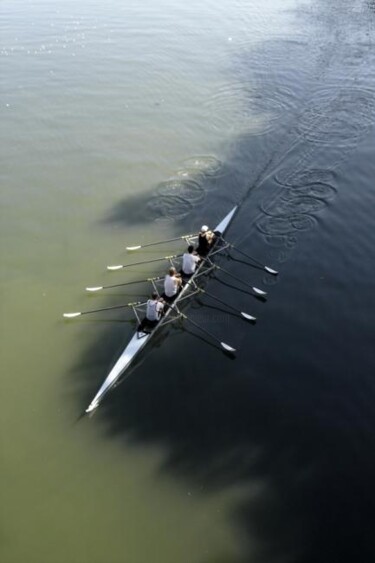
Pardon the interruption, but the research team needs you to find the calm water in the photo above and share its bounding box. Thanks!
[1,0,375,561]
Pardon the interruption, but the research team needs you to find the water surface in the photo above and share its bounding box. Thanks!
[1,0,375,561]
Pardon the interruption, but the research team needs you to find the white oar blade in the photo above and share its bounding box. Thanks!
[86,286,103,292]
[253,287,267,296]
[63,312,82,318]
[107,265,123,271]
[221,342,236,353]
[86,402,98,413]
[241,312,256,321]
[265,266,278,275]
[126,245,141,251]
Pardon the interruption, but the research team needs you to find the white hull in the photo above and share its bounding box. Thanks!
[86,205,237,413]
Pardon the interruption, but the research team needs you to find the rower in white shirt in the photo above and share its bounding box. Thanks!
[138,291,164,332]
[163,267,182,302]
[181,245,201,280]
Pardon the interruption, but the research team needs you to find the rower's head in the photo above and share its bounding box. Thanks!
[201,225,209,233]
[169,267,177,276]
[151,291,158,300]
[187,245,194,254]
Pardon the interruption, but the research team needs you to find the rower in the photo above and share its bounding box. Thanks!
[163,267,182,302]
[181,245,201,280]
[138,291,164,333]
[196,224,215,257]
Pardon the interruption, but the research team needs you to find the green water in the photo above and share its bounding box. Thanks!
[1,0,303,561]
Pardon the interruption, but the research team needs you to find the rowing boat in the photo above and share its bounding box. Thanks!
[85,205,238,413]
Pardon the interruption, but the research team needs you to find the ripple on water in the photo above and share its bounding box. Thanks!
[147,195,194,222]
[182,155,222,176]
[156,178,205,204]
[256,214,317,236]
[297,86,375,147]
[175,168,206,184]
[205,81,297,136]
[276,168,336,188]
[145,174,206,222]
[275,169,338,201]
[261,195,327,217]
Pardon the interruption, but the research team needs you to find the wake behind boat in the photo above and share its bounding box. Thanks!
[63,205,278,413]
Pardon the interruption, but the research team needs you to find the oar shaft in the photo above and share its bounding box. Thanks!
[228,243,278,274]
[87,277,161,292]
[107,254,182,270]
[127,234,197,250]
[216,265,259,293]
[64,302,142,317]
[200,289,242,315]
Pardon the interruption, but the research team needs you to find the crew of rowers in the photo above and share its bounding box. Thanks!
[138,224,216,332]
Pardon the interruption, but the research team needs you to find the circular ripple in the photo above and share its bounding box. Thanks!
[206,81,297,136]
[175,168,206,184]
[297,86,375,146]
[146,194,193,221]
[182,155,222,176]
[156,178,205,203]
[276,168,336,188]
[275,168,338,202]
[290,183,337,200]
[256,214,316,236]
[262,195,327,217]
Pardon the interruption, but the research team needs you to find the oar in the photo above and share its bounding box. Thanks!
[181,313,236,353]
[126,234,197,251]
[224,240,278,275]
[86,276,162,292]
[198,288,256,321]
[107,254,182,271]
[215,265,267,296]
[63,301,142,318]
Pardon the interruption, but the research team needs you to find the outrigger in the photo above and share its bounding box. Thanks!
[63,205,278,413]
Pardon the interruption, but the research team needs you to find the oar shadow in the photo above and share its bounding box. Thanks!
[227,254,266,272]
[195,297,257,326]
[65,318,135,325]
[86,292,149,300]
[213,275,267,303]
[179,323,237,359]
